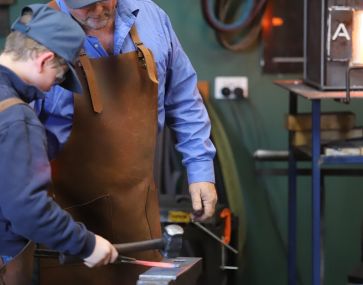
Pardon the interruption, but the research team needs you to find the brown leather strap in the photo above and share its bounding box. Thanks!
[48,0,103,114]
[79,55,103,113]
[47,0,60,10]
[0,98,24,112]
[130,26,158,84]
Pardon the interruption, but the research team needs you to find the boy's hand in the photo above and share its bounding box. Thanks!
[83,235,118,268]
[189,182,218,221]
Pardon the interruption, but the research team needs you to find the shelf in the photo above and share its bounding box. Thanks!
[320,155,363,165]
[293,147,363,165]
[274,79,363,100]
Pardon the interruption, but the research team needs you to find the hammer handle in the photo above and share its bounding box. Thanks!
[42,238,165,264]
[114,238,164,254]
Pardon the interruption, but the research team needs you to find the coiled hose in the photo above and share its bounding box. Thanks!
[201,0,268,51]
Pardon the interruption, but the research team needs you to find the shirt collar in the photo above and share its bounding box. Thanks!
[57,0,140,55]
[116,0,139,17]
[0,65,44,103]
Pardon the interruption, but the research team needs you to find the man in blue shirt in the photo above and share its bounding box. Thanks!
[0,4,118,285]
[37,1,218,283]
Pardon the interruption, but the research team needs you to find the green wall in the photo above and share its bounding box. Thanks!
[2,1,363,284]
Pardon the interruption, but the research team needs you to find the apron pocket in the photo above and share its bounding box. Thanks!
[64,194,113,239]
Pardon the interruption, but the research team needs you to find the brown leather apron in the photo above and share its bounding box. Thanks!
[39,9,162,284]
[0,243,35,285]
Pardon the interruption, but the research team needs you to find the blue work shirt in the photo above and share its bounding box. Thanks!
[0,65,94,258]
[35,0,216,184]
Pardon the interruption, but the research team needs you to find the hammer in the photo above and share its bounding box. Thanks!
[35,224,184,264]
[109,224,183,258]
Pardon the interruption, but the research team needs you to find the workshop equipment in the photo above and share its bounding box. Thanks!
[156,95,244,285]
[192,219,239,272]
[304,0,363,90]
[137,257,202,285]
[35,224,184,264]
[0,0,15,37]
[201,0,267,52]
[219,208,239,271]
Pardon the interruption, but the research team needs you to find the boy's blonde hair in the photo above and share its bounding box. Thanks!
[3,12,66,67]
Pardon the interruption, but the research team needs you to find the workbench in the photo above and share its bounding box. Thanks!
[275,80,363,285]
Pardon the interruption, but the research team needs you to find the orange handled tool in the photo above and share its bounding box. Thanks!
[220,208,232,245]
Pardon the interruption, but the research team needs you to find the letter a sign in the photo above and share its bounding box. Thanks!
[332,23,351,41]
[328,8,352,61]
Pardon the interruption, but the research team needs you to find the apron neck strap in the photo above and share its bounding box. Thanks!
[48,0,60,10]
[129,25,158,84]
[79,55,103,114]
[0,98,25,112]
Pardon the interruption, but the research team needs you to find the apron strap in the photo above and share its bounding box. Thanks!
[0,98,25,112]
[47,0,59,10]
[47,1,103,114]
[79,55,103,113]
[130,26,159,84]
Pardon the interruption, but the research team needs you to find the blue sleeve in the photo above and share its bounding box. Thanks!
[162,14,216,184]
[33,85,74,159]
[0,119,94,258]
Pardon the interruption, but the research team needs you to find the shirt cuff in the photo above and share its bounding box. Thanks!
[186,160,215,184]
[78,231,96,259]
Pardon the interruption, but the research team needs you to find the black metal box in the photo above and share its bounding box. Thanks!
[304,0,363,90]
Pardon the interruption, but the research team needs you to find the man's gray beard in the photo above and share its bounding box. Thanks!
[74,10,114,31]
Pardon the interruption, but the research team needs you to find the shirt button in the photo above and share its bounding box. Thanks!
[94,44,99,48]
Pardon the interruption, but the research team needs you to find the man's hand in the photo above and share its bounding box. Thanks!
[189,182,218,221]
[83,235,118,268]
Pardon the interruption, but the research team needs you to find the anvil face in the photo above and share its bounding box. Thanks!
[137,257,202,285]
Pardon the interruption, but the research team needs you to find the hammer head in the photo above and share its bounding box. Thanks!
[162,224,184,258]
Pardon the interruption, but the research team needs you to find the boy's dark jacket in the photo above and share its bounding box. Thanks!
[0,64,94,258]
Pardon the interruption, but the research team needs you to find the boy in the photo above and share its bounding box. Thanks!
[0,4,118,284]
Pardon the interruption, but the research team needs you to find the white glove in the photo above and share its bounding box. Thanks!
[83,234,118,268]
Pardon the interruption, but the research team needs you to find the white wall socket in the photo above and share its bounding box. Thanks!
[214,76,248,99]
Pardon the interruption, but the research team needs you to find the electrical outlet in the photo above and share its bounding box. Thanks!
[214,76,248,99]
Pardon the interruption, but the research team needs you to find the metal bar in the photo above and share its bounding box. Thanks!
[114,256,179,269]
[346,65,352,103]
[137,257,202,285]
[321,155,363,164]
[255,168,363,176]
[288,91,298,285]
[311,99,321,285]
[192,222,238,254]
[320,174,326,285]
